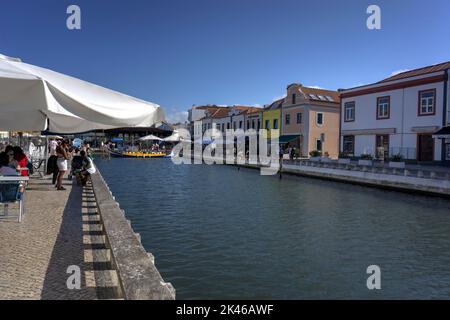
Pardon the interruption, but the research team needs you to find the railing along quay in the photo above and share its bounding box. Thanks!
[285,159,450,181]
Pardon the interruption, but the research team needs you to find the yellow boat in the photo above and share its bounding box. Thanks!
[110,151,169,158]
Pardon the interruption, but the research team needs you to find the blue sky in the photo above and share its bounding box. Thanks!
[1,0,449,123]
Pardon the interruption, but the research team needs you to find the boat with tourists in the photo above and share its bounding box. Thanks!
[109,150,170,158]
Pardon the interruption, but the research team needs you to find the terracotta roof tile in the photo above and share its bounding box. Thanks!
[195,105,227,112]
[231,105,255,110]
[379,61,450,83]
[299,86,340,103]
[211,108,230,118]
[244,107,262,115]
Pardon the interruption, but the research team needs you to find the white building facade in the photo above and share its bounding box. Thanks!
[245,110,261,131]
[340,62,450,162]
[213,115,231,133]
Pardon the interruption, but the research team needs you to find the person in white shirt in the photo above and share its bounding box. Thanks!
[49,139,58,156]
[79,150,96,186]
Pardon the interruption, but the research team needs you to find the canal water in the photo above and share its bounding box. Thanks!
[96,158,450,299]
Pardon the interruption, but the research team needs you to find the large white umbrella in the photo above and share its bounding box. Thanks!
[163,130,188,142]
[139,134,162,141]
[0,53,164,133]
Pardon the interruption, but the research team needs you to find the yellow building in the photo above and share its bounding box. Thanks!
[261,99,283,140]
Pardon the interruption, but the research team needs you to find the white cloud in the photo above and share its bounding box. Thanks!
[306,85,324,89]
[165,111,188,124]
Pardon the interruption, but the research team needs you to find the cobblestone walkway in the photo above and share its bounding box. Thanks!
[0,177,120,300]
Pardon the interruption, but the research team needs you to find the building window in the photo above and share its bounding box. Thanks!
[265,120,270,129]
[246,120,249,130]
[292,94,296,105]
[344,102,355,122]
[296,113,302,124]
[377,96,390,119]
[316,113,323,126]
[316,139,322,151]
[239,121,243,129]
[418,89,436,116]
[343,135,355,155]
[227,123,230,130]
[273,119,278,129]
[221,123,225,132]
[285,114,290,125]
[252,120,255,129]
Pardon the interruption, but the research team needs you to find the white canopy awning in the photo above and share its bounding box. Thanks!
[433,126,450,139]
[0,54,165,133]
[139,134,163,141]
[163,134,181,142]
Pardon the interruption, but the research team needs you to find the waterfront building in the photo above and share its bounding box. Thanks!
[340,61,450,162]
[189,105,258,137]
[210,107,231,135]
[187,105,227,137]
[244,108,262,132]
[230,106,261,131]
[214,106,261,134]
[262,99,283,140]
[228,106,256,132]
[280,83,340,158]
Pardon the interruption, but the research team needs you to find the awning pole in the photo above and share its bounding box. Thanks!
[44,135,48,174]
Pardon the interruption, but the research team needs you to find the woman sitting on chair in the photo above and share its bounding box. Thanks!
[0,152,19,176]
[13,147,29,177]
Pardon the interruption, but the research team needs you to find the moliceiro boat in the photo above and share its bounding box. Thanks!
[109,150,171,158]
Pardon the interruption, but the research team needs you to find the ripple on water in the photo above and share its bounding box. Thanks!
[97,158,450,299]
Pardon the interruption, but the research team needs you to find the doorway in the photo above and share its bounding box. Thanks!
[376,134,390,159]
[417,134,434,161]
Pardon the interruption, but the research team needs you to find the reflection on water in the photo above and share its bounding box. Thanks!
[96,158,450,299]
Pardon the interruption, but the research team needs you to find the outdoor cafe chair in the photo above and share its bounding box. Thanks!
[0,176,29,222]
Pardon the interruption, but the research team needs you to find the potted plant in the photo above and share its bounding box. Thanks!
[388,154,405,169]
[309,150,322,161]
[358,153,373,166]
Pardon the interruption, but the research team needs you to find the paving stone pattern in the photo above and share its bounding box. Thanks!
[0,177,121,300]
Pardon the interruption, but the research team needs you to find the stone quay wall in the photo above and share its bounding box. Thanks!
[193,155,450,197]
[239,160,450,197]
[90,169,175,300]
